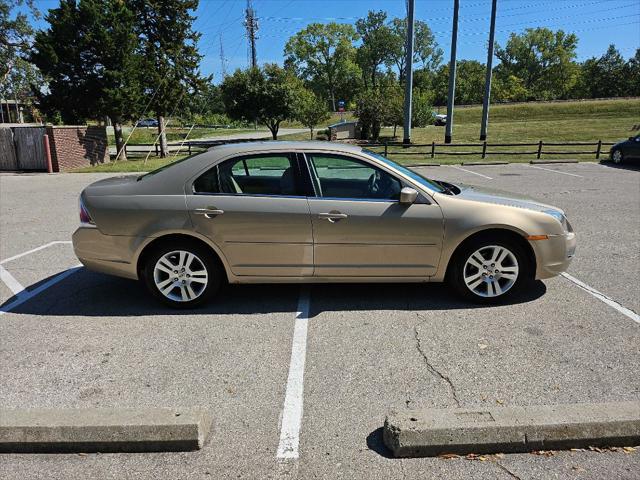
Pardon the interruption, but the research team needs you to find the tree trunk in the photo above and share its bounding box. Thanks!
[330,89,336,112]
[309,127,314,140]
[268,122,279,140]
[111,116,127,162]
[157,115,168,158]
[393,124,397,137]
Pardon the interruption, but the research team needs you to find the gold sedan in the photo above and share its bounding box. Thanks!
[73,141,576,307]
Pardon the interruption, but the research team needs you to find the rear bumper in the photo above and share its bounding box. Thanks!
[531,232,576,280]
[72,227,140,280]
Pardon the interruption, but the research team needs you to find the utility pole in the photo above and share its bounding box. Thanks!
[480,0,498,140]
[402,0,416,145]
[219,33,227,77]
[244,0,258,68]
[445,0,459,144]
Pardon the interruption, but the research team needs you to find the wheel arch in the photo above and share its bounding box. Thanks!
[135,232,230,281]
[444,228,537,281]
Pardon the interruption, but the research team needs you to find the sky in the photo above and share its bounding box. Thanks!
[28,0,640,83]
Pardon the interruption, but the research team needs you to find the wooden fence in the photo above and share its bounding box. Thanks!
[0,126,46,170]
[373,140,615,160]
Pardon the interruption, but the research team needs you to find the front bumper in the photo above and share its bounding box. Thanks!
[72,227,141,280]
[530,232,576,280]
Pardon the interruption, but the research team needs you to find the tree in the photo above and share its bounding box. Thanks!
[284,23,359,111]
[32,0,143,159]
[132,0,206,157]
[0,0,34,82]
[626,48,640,97]
[495,28,579,100]
[354,86,395,141]
[355,11,395,87]
[294,88,330,139]
[387,17,442,83]
[579,45,630,98]
[221,64,302,140]
[430,61,485,105]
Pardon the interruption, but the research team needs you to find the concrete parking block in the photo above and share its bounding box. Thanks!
[384,402,640,457]
[0,408,211,453]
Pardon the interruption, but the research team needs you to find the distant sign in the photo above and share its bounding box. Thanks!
[337,100,345,112]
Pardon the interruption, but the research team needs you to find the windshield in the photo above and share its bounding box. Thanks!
[137,153,199,181]
[363,149,445,193]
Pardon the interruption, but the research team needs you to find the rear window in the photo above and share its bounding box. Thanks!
[137,154,198,181]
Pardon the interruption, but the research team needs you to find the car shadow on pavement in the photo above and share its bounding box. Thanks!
[599,160,640,171]
[3,267,546,318]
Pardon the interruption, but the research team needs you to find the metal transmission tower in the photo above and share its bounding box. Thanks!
[403,0,416,145]
[244,0,258,68]
[480,0,498,140]
[445,0,460,144]
[219,33,227,77]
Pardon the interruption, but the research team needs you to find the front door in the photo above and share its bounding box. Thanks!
[304,153,444,277]
[186,152,313,277]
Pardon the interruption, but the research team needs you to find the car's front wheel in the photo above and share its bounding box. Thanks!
[143,241,222,308]
[611,149,624,164]
[448,236,530,303]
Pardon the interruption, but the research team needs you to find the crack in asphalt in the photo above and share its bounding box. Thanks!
[413,317,461,407]
[494,461,523,480]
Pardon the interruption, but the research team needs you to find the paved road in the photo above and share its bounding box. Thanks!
[0,161,638,479]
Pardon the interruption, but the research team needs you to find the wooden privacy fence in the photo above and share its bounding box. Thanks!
[0,126,47,170]
[374,140,616,160]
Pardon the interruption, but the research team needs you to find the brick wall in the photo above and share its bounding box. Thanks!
[46,125,109,172]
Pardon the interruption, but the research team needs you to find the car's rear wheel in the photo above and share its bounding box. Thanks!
[611,149,624,164]
[448,236,530,304]
[143,241,222,308]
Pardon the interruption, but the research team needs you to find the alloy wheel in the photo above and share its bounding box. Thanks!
[612,150,623,164]
[153,250,209,302]
[463,245,519,298]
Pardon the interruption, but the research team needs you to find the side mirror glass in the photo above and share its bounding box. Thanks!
[399,187,418,204]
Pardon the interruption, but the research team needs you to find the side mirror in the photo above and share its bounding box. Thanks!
[399,187,418,205]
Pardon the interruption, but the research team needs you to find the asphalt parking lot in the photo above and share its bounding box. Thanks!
[0,161,639,479]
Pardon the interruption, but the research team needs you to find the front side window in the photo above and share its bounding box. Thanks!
[307,154,402,200]
[193,154,301,196]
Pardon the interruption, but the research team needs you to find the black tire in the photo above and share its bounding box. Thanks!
[611,148,624,164]
[447,234,532,304]
[143,240,222,308]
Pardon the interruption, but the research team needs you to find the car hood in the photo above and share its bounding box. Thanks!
[447,183,563,214]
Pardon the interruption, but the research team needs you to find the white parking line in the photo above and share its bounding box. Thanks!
[561,272,640,324]
[276,287,311,460]
[527,165,583,178]
[0,265,82,316]
[0,265,25,296]
[448,165,493,180]
[0,241,72,265]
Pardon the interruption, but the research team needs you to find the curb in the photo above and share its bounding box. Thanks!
[462,161,509,166]
[410,163,440,167]
[383,402,640,458]
[0,408,211,453]
[530,159,580,164]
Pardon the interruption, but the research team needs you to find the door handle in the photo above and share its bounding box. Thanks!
[193,207,224,218]
[318,212,348,223]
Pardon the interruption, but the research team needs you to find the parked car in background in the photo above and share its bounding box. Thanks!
[136,118,159,128]
[73,141,575,308]
[433,112,447,126]
[610,134,640,164]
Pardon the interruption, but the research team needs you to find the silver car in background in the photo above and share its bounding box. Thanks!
[73,141,576,308]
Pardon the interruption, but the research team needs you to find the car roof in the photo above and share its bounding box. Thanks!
[207,140,364,155]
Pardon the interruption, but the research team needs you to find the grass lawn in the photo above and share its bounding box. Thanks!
[78,98,638,172]
[75,154,191,173]
[106,126,262,145]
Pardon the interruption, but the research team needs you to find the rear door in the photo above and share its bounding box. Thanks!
[186,152,313,277]
[304,153,444,277]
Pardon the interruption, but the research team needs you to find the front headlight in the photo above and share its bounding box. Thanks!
[544,209,572,232]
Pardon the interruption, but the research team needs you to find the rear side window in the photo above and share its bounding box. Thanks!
[193,154,301,196]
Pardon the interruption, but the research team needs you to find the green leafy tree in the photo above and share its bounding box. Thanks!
[387,17,442,83]
[31,0,143,159]
[0,0,35,83]
[284,23,359,111]
[626,48,640,97]
[492,74,529,102]
[355,11,395,87]
[221,64,303,140]
[354,86,395,141]
[294,88,330,139]
[431,61,486,105]
[579,45,631,98]
[132,0,206,157]
[495,27,579,100]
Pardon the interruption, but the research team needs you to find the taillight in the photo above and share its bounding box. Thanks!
[79,197,95,225]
